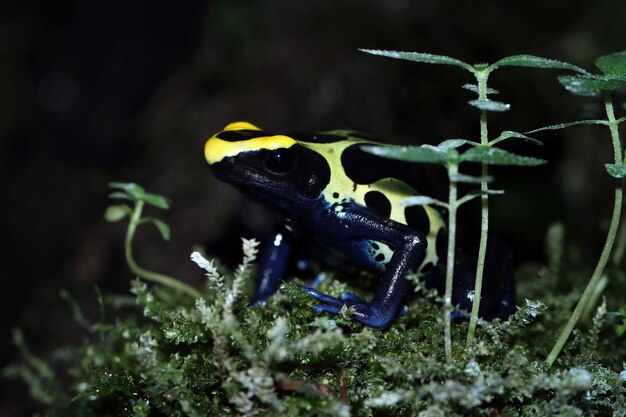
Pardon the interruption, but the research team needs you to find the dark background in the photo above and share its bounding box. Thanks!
[1,0,625,414]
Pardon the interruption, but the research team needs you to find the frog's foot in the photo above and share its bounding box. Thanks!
[299,287,401,329]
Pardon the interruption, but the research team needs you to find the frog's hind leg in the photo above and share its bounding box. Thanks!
[464,238,517,321]
[446,238,516,321]
[482,239,516,320]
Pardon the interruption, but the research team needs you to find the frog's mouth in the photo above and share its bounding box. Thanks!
[210,157,291,201]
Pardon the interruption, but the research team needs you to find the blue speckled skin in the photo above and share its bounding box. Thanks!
[206,124,516,329]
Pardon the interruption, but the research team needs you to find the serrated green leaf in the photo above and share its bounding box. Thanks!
[450,173,493,184]
[595,51,626,77]
[526,119,608,134]
[463,84,499,95]
[361,144,447,164]
[150,218,171,241]
[490,131,542,146]
[400,196,446,207]
[359,49,473,71]
[558,75,623,96]
[605,163,626,179]
[461,146,545,166]
[143,193,170,210]
[468,99,511,112]
[104,205,130,222]
[491,55,589,74]
[109,182,147,200]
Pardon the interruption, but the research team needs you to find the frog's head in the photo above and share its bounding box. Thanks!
[205,122,330,209]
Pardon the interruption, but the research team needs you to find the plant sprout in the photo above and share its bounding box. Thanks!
[104,182,202,299]
[528,50,626,367]
[360,49,578,349]
[364,138,543,361]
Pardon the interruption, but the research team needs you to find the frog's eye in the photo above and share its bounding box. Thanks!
[263,148,297,174]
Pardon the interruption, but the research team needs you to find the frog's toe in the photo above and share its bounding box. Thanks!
[249,298,266,307]
[299,286,345,307]
[340,291,364,302]
[301,286,401,329]
[313,299,371,319]
[307,272,326,289]
[312,303,342,315]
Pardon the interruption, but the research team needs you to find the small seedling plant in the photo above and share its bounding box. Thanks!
[105,182,201,299]
[528,50,626,366]
[360,49,587,360]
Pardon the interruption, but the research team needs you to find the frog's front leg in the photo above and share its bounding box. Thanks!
[251,224,294,305]
[301,207,426,329]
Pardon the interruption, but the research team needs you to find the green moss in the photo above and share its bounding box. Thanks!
[5,239,626,416]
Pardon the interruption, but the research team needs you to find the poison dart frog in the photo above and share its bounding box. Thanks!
[204,121,516,329]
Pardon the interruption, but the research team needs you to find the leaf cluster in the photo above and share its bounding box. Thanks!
[105,182,171,241]
[360,49,588,113]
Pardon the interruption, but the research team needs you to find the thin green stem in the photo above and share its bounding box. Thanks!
[125,200,202,299]
[466,70,491,347]
[444,162,459,363]
[546,91,623,367]
[613,221,626,267]
[581,275,608,321]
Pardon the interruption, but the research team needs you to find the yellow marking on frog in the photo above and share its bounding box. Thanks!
[300,139,370,201]
[223,121,261,131]
[356,178,445,271]
[302,139,444,271]
[205,133,297,164]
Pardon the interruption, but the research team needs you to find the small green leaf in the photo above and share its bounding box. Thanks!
[463,84,499,95]
[595,51,626,77]
[436,139,472,151]
[605,163,626,179]
[461,146,546,166]
[109,182,147,200]
[143,193,170,210]
[457,189,504,206]
[491,55,589,74]
[468,99,511,112]
[359,49,473,71]
[490,131,542,146]
[104,205,130,222]
[109,191,132,200]
[400,196,447,207]
[527,119,608,134]
[558,75,623,96]
[450,173,493,184]
[150,218,171,241]
[469,188,505,195]
[361,144,447,165]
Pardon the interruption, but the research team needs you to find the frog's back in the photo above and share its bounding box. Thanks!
[294,131,447,276]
